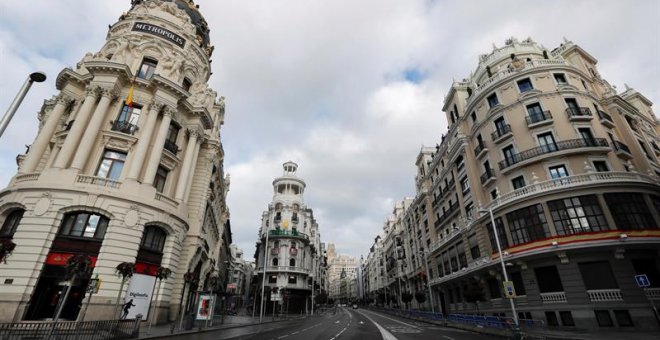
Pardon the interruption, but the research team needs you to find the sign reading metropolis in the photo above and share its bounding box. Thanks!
[132,22,186,48]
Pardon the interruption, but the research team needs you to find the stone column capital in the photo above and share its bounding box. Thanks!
[55,93,75,106]
[99,87,119,101]
[85,86,102,99]
[162,105,177,117]
[148,100,166,114]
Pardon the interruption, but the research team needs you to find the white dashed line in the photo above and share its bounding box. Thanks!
[442,336,456,340]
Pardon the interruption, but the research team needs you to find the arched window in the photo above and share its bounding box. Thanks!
[58,211,109,240]
[289,258,296,267]
[141,226,167,252]
[0,209,24,237]
[272,258,278,266]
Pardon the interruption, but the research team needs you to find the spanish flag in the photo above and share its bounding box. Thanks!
[125,77,136,107]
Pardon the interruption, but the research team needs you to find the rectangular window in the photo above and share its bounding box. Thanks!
[164,123,180,154]
[468,233,480,259]
[547,195,608,235]
[578,128,596,146]
[593,161,609,172]
[517,78,534,92]
[288,276,297,284]
[502,145,516,166]
[526,103,546,123]
[460,177,470,194]
[604,193,655,230]
[549,165,569,179]
[553,73,567,84]
[510,271,526,296]
[565,98,580,111]
[138,57,158,79]
[486,217,508,250]
[638,140,653,159]
[96,150,127,180]
[494,117,507,135]
[534,266,564,292]
[537,132,558,153]
[595,310,613,327]
[559,311,575,326]
[545,311,559,326]
[487,93,499,108]
[490,189,498,200]
[511,176,525,190]
[116,104,142,126]
[456,241,467,269]
[471,111,477,123]
[578,261,618,290]
[506,204,550,245]
[154,166,168,193]
[268,275,277,284]
[614,310,633,327]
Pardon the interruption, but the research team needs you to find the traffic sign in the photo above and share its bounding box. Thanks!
[635,274,651,288]
[503,281,516,298]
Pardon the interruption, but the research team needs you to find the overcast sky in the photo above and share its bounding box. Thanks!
[1,0,658,260]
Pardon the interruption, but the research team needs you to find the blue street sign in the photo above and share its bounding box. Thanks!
[635,274,651,288]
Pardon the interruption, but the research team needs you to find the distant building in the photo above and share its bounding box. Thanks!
[0,0,230,324]
[253,162,325,314]
[228,244,253,310]
[326,243,357,301]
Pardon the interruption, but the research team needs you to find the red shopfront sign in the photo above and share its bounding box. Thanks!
[135,262,159,276]
[45,253,98,267]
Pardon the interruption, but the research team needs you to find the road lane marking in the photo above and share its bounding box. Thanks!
[355,310,398,340]
[363,309,421,330]
[442,336,456,340]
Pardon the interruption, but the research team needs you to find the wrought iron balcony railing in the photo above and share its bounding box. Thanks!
[491,124,512,141]
[110,120,138,135]
[566,107,592,119]
[164,139,179,155]
[480,168,495,184]
[526,111,552,125]
[498,138,608,170]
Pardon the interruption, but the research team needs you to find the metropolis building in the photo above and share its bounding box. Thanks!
[365,37,660,331]
[0,0,230,323]
[254,162,325,314]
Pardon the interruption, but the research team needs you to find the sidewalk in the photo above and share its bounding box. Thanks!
[138,313,307,339]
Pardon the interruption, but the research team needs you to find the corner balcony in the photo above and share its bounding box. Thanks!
[491,124,513,144]
[267,229,310,243]
[483,171,658,211]
[526,111,553,128]
[566,107,593,121]
[612,140,633,160]
[597,110,615,128]
[75,174,121,189]
[498,138,609,172]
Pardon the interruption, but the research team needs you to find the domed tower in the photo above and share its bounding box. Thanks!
[0,0,230,323]
[255,162,323,315]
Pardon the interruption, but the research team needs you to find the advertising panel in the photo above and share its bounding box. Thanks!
[123,273,156,320]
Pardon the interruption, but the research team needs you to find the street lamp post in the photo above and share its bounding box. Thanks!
[0,72,47,139]
[259,229,270,323]
[419,249,435,313]
[483,206,521,340]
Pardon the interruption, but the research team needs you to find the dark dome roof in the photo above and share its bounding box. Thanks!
[132,0,210,47]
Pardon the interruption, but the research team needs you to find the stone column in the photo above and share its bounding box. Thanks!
[53,86,101,168]
[126,101,164,181]
[175,129,199,201]
[20,94,74,173]
[183,138,203,202]
[70,88,118,171]
[143,108,173,185]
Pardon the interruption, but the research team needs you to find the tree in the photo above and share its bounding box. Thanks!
[147,267,172,332]
[54,254,92,322]
[0,239,16,264]
[401,291,413,310]
[114,262,135,318]
[414,291,426,304]
[462,278,486,313]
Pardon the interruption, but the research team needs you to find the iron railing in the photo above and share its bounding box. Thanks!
[612,140,631,154]
[110,120,138,135]
[498,138,608,170]
[491,124,512,141]
[565,107,592,119]
[269,229,310,241]
[474,143,486,155]
[480,168,495,184]
[0,318,140,340]
[163,139,179,155]
[526,111,552,125]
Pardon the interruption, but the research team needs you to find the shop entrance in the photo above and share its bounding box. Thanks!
[25,264,89,320]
